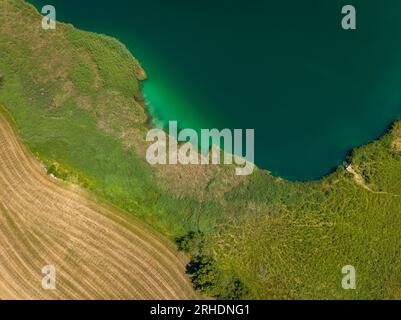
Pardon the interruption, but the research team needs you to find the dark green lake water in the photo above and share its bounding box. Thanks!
[29,0,401,180]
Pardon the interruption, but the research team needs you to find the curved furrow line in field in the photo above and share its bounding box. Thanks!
[0,201,106,299]
[0,113,195,299]
[0,271,20,299]
[0,204,51,299]
[0,202,99,299]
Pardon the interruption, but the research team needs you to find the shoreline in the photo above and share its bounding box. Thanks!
[24,0,401,185]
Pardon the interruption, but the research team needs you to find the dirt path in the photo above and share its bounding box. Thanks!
[346,164,401,197]
[0,112,196,300]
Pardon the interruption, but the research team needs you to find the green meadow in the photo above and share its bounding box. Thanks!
[2,0,401,299]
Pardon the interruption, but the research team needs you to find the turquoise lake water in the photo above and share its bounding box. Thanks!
[29,0,401,181]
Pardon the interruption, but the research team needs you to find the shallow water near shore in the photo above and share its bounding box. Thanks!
[29,0,401,181]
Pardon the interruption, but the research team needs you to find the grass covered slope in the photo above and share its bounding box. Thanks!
[0,0,227,239]
[2,0,401,299]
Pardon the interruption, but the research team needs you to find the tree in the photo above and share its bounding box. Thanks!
[186,255,216,291]
[175,231,205,256]
[175,231,196,253]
